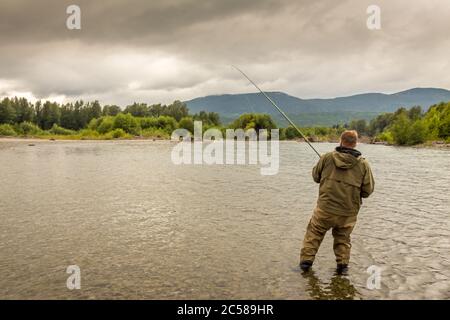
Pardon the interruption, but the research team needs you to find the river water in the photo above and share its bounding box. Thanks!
[0,140,449,299]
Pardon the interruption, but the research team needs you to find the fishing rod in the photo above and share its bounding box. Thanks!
[232,66,321,158]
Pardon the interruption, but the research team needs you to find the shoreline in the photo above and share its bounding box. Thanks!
[1,136,449,149]
[0,136,171,143]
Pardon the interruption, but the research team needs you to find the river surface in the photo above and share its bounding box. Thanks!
[0,140,449,299]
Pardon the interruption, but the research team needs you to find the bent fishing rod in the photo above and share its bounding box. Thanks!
[233,66,321,158]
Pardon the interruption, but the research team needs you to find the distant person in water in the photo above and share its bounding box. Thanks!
[300,130,375,274]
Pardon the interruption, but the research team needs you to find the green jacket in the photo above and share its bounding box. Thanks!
[312,147,374,216]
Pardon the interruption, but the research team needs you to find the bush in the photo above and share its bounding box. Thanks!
[138,116,178,133]
[156,116,177,132]
[113,113,140,135]
[141,127,170,139]
[314,127,330,136]
[438,111,450,139]
[407,120,428,145]
[139,117,159,129]
[78,129,100,139]
[178,117,194,133]
[104,128,130,139]
[0,124,17,136]
[230,113,277,138]
[112,128,126,139]
[87,118,100,131]
[16,122,43,135]
[390,114,411,145]
[376,131,394,144]
[284,126,302,139]
[390,114,428,145]
[48,124,76,135]
[96,116,114,134]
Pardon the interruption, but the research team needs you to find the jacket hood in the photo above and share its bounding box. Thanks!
[333,146,361,169]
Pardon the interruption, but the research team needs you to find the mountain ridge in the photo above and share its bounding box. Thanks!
[185,88,450,126]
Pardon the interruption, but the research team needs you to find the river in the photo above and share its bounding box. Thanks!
[0,140,449,299]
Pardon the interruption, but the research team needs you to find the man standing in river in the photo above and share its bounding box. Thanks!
[300,130,375,274]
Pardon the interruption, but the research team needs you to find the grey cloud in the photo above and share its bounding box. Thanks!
[0,0,449,104]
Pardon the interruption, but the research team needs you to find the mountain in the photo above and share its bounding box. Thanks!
[185,88,450,126]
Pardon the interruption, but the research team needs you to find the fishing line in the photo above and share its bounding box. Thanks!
[233,66,321,158]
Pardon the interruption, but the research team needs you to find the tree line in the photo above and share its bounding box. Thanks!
[0,97,196,130]
[0,97,222,139]
[0,96,448,145]
[347,102,450,145]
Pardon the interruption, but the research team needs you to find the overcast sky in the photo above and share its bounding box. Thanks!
[0,0,449,105]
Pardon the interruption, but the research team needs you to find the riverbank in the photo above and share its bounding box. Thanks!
[0,135,168,142]
[0,135,346,143]
[415,141,450,149]
[1,136,449,149]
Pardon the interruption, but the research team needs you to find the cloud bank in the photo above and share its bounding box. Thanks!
[0,0,449,105]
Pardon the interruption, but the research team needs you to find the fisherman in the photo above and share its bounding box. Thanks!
[299,130,375,274]
[232,68,374,274]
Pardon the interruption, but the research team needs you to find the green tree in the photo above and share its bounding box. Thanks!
[349,119,368,135]
[73,100,89,130]
[0,98,16,124]
[408,120,428,145]
[408,106,422,121]
[390,113,428,145]
[89,100,102,120]
[148,104,164,117]
[193,111,221,126]
[60,103,77,130]
[11,97,35,123]
[124,103,148,117]
[164,101,189,121]
[423,106,440,139]
[103,105,121,116]
[438,111,450,139]
[390,113,410,145]
[421,102,450,140]
[41,101,61,130]
[35,101,43,127]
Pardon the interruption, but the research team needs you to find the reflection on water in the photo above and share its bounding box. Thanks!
[301,271,358,300]
[0,140,449,299]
